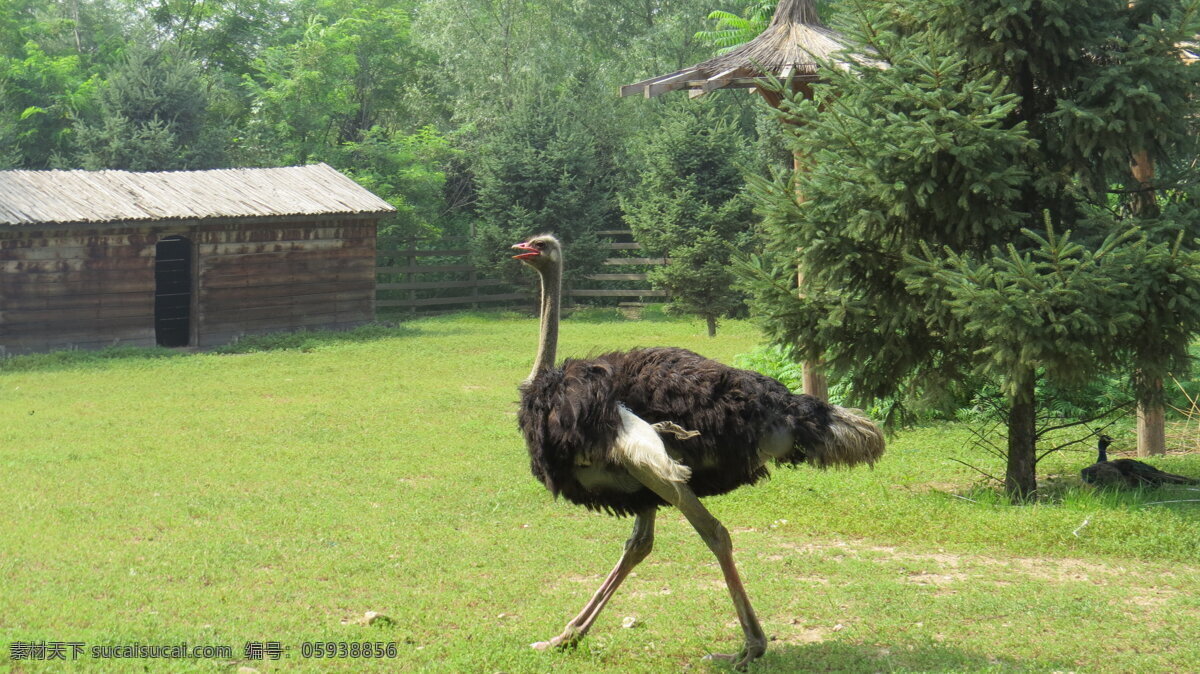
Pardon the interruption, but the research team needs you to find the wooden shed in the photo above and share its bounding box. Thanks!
[0,163,395,355]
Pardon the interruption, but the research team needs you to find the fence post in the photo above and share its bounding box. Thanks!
[406,238,417,317]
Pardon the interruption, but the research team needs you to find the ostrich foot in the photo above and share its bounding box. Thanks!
[651,421,700,440]
[702,641,766,671]
[530,626,582,651]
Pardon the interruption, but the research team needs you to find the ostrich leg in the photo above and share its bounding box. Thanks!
[626,464,767,670]
[532,509,656,650]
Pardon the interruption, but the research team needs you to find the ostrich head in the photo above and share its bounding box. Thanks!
[512,234,563,272]
[513,234,564,383]
[1097,434,1114,462]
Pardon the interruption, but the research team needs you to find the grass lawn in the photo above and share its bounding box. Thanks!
[2,311,1199,672]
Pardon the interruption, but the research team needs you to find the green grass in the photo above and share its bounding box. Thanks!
[2,312,1199,672]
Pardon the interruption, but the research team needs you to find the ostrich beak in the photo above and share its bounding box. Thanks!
[512,242,539,260]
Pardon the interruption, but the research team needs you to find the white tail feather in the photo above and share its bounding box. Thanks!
[812,405,885,468]
[613,405,692,483]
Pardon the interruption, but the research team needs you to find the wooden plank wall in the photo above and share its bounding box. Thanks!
[376,230,666,313]
[0,218,379,354]
[0,227,158,354]
[194,219,377,347]
[577,229,668,301]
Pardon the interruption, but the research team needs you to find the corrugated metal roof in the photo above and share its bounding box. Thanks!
[0,163,395,226]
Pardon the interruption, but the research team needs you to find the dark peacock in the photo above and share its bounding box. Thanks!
[1080,434,1198,488]
[512,234,885,668]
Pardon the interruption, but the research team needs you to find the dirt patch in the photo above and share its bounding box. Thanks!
[627,586,674,599]
[779,540,1130,580]
[773,539,1198,609]
[1125,592,1171,608]
[895,481,964,494]
[778,625,831,644]
[563,573,604,585]
[1009,556,1120,583]
[904,571,964,587]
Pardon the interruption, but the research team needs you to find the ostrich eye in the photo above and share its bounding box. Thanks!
[535,241,546,249]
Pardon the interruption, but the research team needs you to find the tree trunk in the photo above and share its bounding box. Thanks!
[792,147,828,401]
[1130,150,1166,457]
[803,365,828,401]
[69,0,83,53]
[1005,370,1038,502]
[706,314,717,338]
[1137,378,1166,457]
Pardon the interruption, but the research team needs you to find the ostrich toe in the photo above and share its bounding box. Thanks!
[703,640,767,670]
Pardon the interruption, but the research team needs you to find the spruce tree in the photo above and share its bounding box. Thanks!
[744,0,1200,500]
[73,42,229,171]
[469,90,618,287]
[622,104,755,336]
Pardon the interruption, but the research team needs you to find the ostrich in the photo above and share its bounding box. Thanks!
[511,234,885,668]
[1081,434,1198,488]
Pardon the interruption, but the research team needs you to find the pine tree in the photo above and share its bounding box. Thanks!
[622,104,755,336]
[73,42,229,171]
[469,89,619,287]
[744,0,1200,500]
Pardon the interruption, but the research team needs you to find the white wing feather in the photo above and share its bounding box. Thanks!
[612,405,692,484]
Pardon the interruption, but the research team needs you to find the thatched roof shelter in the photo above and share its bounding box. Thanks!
[620,0,850,400]
[620,0,853,100]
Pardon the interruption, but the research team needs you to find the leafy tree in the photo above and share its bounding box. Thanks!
[743,0,1200,500]
[414,0,736,163]
[73,42,231,170]
[0,41,97,168]
[241,0,429,165]
[695,1,837,52]
[139,0,287,78]
[622,103,755,336]
[329,124,463,242]
[0,0,128,168]
[696,1,776,52]
[1,0,126,62]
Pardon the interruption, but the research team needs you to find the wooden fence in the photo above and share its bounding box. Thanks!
[375,230,667,313]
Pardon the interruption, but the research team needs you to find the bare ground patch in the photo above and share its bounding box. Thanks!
[772,538,1198,610]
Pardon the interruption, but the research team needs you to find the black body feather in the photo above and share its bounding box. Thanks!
[1081,435,1199,488]
[519,347,836,516]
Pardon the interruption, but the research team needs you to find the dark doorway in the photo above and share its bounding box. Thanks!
[155,235,193,347]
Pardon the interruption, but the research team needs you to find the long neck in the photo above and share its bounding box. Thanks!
[1097,439,1109,463]
[527,261,562,383]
